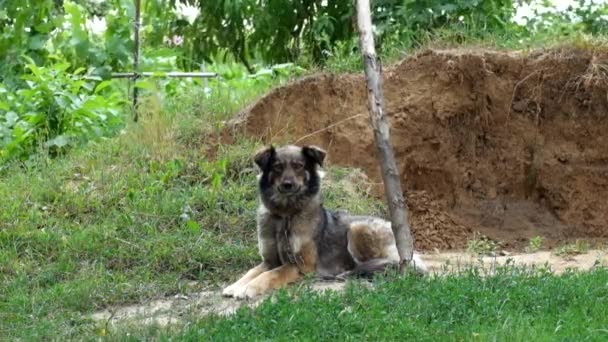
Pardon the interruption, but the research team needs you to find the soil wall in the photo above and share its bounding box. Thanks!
[224,48,608,250]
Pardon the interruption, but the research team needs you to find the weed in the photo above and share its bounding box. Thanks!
[525,235,545,253]
[467,233,498,256]
[554,240,590,257]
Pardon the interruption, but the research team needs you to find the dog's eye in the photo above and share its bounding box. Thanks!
[292,162,303,170]
[272,164,283,172]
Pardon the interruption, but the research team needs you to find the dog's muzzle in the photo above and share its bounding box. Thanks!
[278,181,300,194]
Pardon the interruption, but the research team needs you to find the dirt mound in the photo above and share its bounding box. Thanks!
[223,48,608,250]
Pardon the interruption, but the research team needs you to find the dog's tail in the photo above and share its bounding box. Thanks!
[317,256,428,282]
[316,259,394,282]
[342,255,428,279]
[347,258,397,278]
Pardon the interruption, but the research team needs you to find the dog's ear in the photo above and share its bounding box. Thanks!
[302,145,326,167]
[253,145,275,171]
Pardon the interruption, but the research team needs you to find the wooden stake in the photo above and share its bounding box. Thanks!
[355,0,415,270]
[132,0,141,122]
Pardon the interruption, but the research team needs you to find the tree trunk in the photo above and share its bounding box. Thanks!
[355,0,415,270]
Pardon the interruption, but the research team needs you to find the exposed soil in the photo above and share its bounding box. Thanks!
[223,48,608,250]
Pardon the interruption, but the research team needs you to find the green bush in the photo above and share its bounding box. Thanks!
[0,58,125,163]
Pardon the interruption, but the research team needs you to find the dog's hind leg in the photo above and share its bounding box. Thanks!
[346,219,427,276]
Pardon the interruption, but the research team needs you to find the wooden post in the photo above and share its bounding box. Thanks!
[132,0,141,122]
[355,0,415,270]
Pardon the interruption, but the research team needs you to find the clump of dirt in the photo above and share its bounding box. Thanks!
[407,190,471,250]
[223,47,608,250]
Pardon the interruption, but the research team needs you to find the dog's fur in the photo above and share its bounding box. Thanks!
[222,145,427,299]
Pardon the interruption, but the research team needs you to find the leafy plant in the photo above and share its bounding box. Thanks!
[48,0,132,75]
[0,57,125,162]
[525,235,544,253]
[467,233,498,256]
[140,0,522,71]
[0,0,59,86]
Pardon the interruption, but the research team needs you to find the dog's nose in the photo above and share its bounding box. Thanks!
[279,180,298,193]
[281,182,294,191]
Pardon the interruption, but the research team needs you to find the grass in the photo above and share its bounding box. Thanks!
[2,32,608,340]
[130,267,608,341]
[0,71,387,340]
[317,24,608,74]
[0,81,258,339]
[0,133,257,338]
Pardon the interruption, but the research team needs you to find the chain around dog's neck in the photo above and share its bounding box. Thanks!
[277,215,304,267]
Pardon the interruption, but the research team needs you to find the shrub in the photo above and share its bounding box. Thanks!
[0,57,125,163]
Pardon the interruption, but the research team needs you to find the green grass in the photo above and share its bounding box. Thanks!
[0,72,386,340]
[130,267,608,341]
[318,24,608,74]
[0,136,257,339]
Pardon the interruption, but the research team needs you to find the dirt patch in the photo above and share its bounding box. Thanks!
[223,48,608,250]
[90,290,253,328]
[90,280,362,328]
[91,250,608,328]
[423,249,608,274]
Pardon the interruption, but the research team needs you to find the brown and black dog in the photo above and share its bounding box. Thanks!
[222,145,426,299]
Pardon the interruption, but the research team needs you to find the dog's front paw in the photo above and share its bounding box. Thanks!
[233,284,263,300]
[222,283,240,297]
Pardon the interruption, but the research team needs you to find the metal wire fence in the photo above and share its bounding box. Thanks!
[111,0,218,122]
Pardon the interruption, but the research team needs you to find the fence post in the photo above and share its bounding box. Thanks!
[355,0,415,271]
[132,0,141,122]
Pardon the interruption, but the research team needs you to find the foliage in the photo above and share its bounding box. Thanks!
[0,0,58,87]
[0,1,132,85]
[142,0,608,71]
[3,0,608,80]
[49,1,133,75]
[371,0,519,49]
[554,240,590,257]
[0,1,133,162]
[82,0,527,72]
[166,0,520,70]
[3,0,608,79]
[0,58,124,163]
[525,235,544,253]
[523,0,608,37]
[467,233,499,256]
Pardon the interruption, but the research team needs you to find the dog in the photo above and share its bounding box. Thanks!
[222,145,427,299]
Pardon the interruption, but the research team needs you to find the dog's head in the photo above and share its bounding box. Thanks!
[254,144,326,213]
